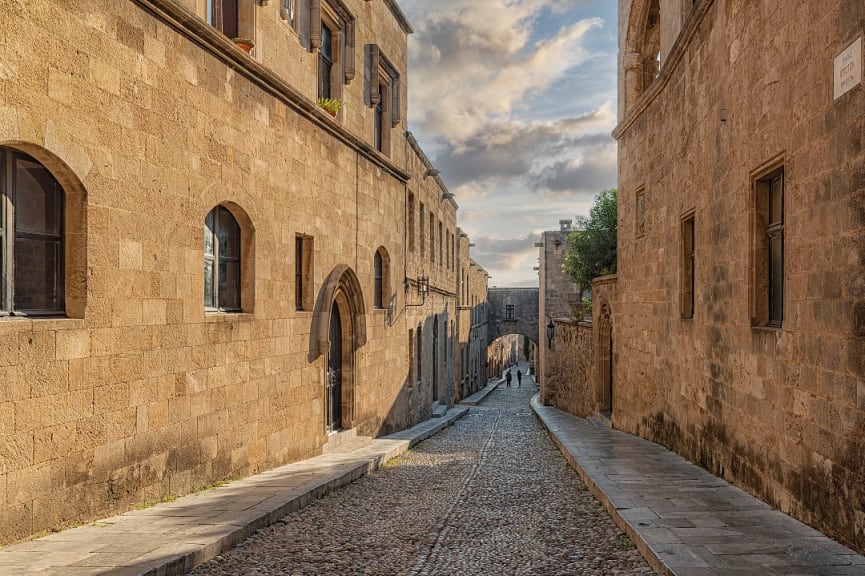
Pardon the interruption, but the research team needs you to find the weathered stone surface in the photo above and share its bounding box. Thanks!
[614,0,865,554]
[0,0,485,545]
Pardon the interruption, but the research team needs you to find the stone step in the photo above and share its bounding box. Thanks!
[322,429,373,454]
[588,413,612,428]
[431,401,449,418]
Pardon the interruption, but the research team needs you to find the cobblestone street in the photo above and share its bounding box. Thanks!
[189,368,654,576]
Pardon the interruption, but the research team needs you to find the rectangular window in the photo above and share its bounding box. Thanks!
[751,165,784,328]
[408,194,416,253]
[429,213,435,264]
[438,220,443,267]
[636,188,646,237]
[681,213,695,319]
[767,172,784,327]
[318,22,334,100]
[295,235,313,311]
[416,327,423,383]
[419,203,425,258]
[505,304,515,320]
[295,236,304,310]
[408,328,414,384]
[280,0,296,27]
[207,0,239,38]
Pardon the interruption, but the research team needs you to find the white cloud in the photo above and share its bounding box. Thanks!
[401,0,617,286]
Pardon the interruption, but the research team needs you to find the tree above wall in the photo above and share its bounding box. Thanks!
[563,188,617,291]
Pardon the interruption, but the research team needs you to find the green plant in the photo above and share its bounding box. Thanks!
[316,97,342,115]
[615,533,636,551]
[563,188,617,291]
[581,295,593,318]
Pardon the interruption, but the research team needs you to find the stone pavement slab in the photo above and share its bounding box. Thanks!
[531,395,865,576]
[0,406,468,576]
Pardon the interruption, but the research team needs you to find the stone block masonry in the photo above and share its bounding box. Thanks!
[614,0,865,552]
[0,0,474,545]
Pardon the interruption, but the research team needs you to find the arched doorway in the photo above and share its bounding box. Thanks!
[326,300,343,433]
[432,316,439,402]
[312,265,367,435]
[598,304,613,415]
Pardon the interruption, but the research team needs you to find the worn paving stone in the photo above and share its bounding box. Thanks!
[188,367,654,576]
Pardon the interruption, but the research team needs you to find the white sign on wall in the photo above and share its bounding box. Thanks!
[834,37,862,100]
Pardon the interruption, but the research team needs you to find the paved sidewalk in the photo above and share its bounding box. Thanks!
[531,395,865,576]
[0,406,468,576]
[460,377,502,405]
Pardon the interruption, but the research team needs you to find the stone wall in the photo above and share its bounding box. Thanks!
[615,0,865,551]
[537,220,580,405]
[548,320,594,417]
[0,0,465,545]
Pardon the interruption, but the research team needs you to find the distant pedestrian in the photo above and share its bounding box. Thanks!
[506,370,512,387]
[517,369,522,387]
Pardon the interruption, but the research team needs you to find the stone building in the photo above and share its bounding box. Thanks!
[536,220,579,404]
[0,0,480,544]
[613,0,865,552]
[454,231,490,401]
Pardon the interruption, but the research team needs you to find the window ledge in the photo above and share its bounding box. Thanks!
[205,312,255,323]
[751,325,782,333]
[0,316,84,332]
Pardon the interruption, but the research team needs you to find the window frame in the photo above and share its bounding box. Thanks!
[750,163,785,329]
[374,249,384,309]
[204,205,242,313]
[680,211,695,320]
[407,193,415,253]
[295,234,313,312]
[0,148,66,317]
[207,0,240,38]
[505,304,515,320]
[766,171,785,328]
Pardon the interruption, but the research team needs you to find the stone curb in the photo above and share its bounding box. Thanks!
[529,394,672,576]
[0,406,470,576]
[460,379,502,406]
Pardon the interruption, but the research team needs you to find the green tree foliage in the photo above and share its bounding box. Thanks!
[563,188,617,290]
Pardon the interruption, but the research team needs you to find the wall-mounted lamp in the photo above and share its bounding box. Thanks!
[441,192,454,200]
[405,275,429,307]
[422,168,440,180]
[546,320,555,349]
[554,238,562,248]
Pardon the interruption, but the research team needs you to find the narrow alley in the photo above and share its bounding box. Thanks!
[188,366,654,576]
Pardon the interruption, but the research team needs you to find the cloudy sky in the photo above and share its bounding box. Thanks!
[398,0,619,287]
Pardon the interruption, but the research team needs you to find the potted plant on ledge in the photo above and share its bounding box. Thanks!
[317,97,342,117]
[232,37,255,54]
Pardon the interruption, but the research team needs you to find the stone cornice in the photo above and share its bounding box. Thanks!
[131,0,410,183]
[382,0,413,34]
[612,0,716,140]
[405,131,458,210]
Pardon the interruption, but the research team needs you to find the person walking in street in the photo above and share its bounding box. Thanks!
[506,370,512,387]
[517,369,522,387]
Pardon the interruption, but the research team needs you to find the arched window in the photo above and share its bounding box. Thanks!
[374,250,383,308]
[0,147,65,315]
[373,247,389,309]
[204,206,241,312]
[642,0,661,88]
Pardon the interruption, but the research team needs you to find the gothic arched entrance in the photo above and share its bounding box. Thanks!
[327,301,343,432]
[432,316,439,402]
[312,265,367,434]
